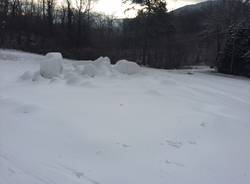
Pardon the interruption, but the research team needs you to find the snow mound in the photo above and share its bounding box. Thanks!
[20,71,33,81]
[72,60,92,67]
[40,52,63,79]
[64,72,81,85]
[82,63,98,77]
[32,71,43,82]
[93,57,112,75]
[20,71,43,82]
[115,60,140,75]
[77,57,111,77]
[45,52,63,59]
[93,56,111,66]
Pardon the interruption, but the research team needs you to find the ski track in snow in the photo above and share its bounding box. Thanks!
[1,50,250,184]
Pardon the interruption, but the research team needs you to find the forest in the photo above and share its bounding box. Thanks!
[0,0,250,76]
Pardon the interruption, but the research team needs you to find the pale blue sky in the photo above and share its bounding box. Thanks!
[94,0,205,18]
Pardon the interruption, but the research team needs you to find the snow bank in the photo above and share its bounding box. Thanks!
[45,52,63,60]
[92,57,112,76]
[64,72,81,85]
[93,56,111,66]
[40,52,63,79]
[20,71,33,81]
[115,60,140,75]
[32,71,43,81]
[77,57,111,77]
[39,53,140,80]
[81,63,97,77]
[19,71,43,82]
[72,60,92,67]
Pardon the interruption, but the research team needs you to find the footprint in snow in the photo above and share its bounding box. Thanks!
[200,122,206,127]
[122,144,132,148]
[96,150,102,155]
[13,104,41,114]
[73,171,99,184]
[74,171,84,178]
[116,142,132,148]
[166,140,182,149]
[165,160,185,167]
[145,89,163,96]
[188,141,197,145]
[56,163,100,184]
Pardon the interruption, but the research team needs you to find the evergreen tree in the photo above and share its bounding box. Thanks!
[124,0,174,67]
[217,21,250,76]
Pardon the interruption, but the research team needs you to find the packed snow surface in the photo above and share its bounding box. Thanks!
[1,50,250,184]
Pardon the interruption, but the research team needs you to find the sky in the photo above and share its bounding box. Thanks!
[94,0,205,18]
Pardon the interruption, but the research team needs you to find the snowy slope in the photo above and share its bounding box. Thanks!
[1,50,250,184]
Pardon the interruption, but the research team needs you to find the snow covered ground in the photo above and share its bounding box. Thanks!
[1,50,250,184]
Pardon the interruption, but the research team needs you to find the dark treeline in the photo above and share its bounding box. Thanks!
[0,0,250,75]
[0,0,123,61]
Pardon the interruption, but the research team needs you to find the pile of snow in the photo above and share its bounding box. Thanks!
[81,63,98,77]
[32,71,43,82]
[92,57,112,76]
[20,71,44,82]
[78,57,111,77]
[93,56,111,66]
[72,60,92,67]
[115,60,140,75]
[40,52,63,79]
[20,71,33,81]
[26,52,141,81]
[72,57,140,78]
[64,72,81,85]
[71,57,111,78]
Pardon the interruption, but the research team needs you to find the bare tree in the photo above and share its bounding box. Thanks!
[65,0,72,36]
[75,0,95,46]
[47,0,54,35]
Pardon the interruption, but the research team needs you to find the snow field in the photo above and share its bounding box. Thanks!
[1,50,250,184]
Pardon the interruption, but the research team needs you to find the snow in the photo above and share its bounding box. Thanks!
[82,63,98,77]
[1,50,250,184]
[45,52,63,59]
[40,52,63,79]
[74,57,112,77]
[19,71,33,81]
[115,59,140,74]
[92,57,112,76]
